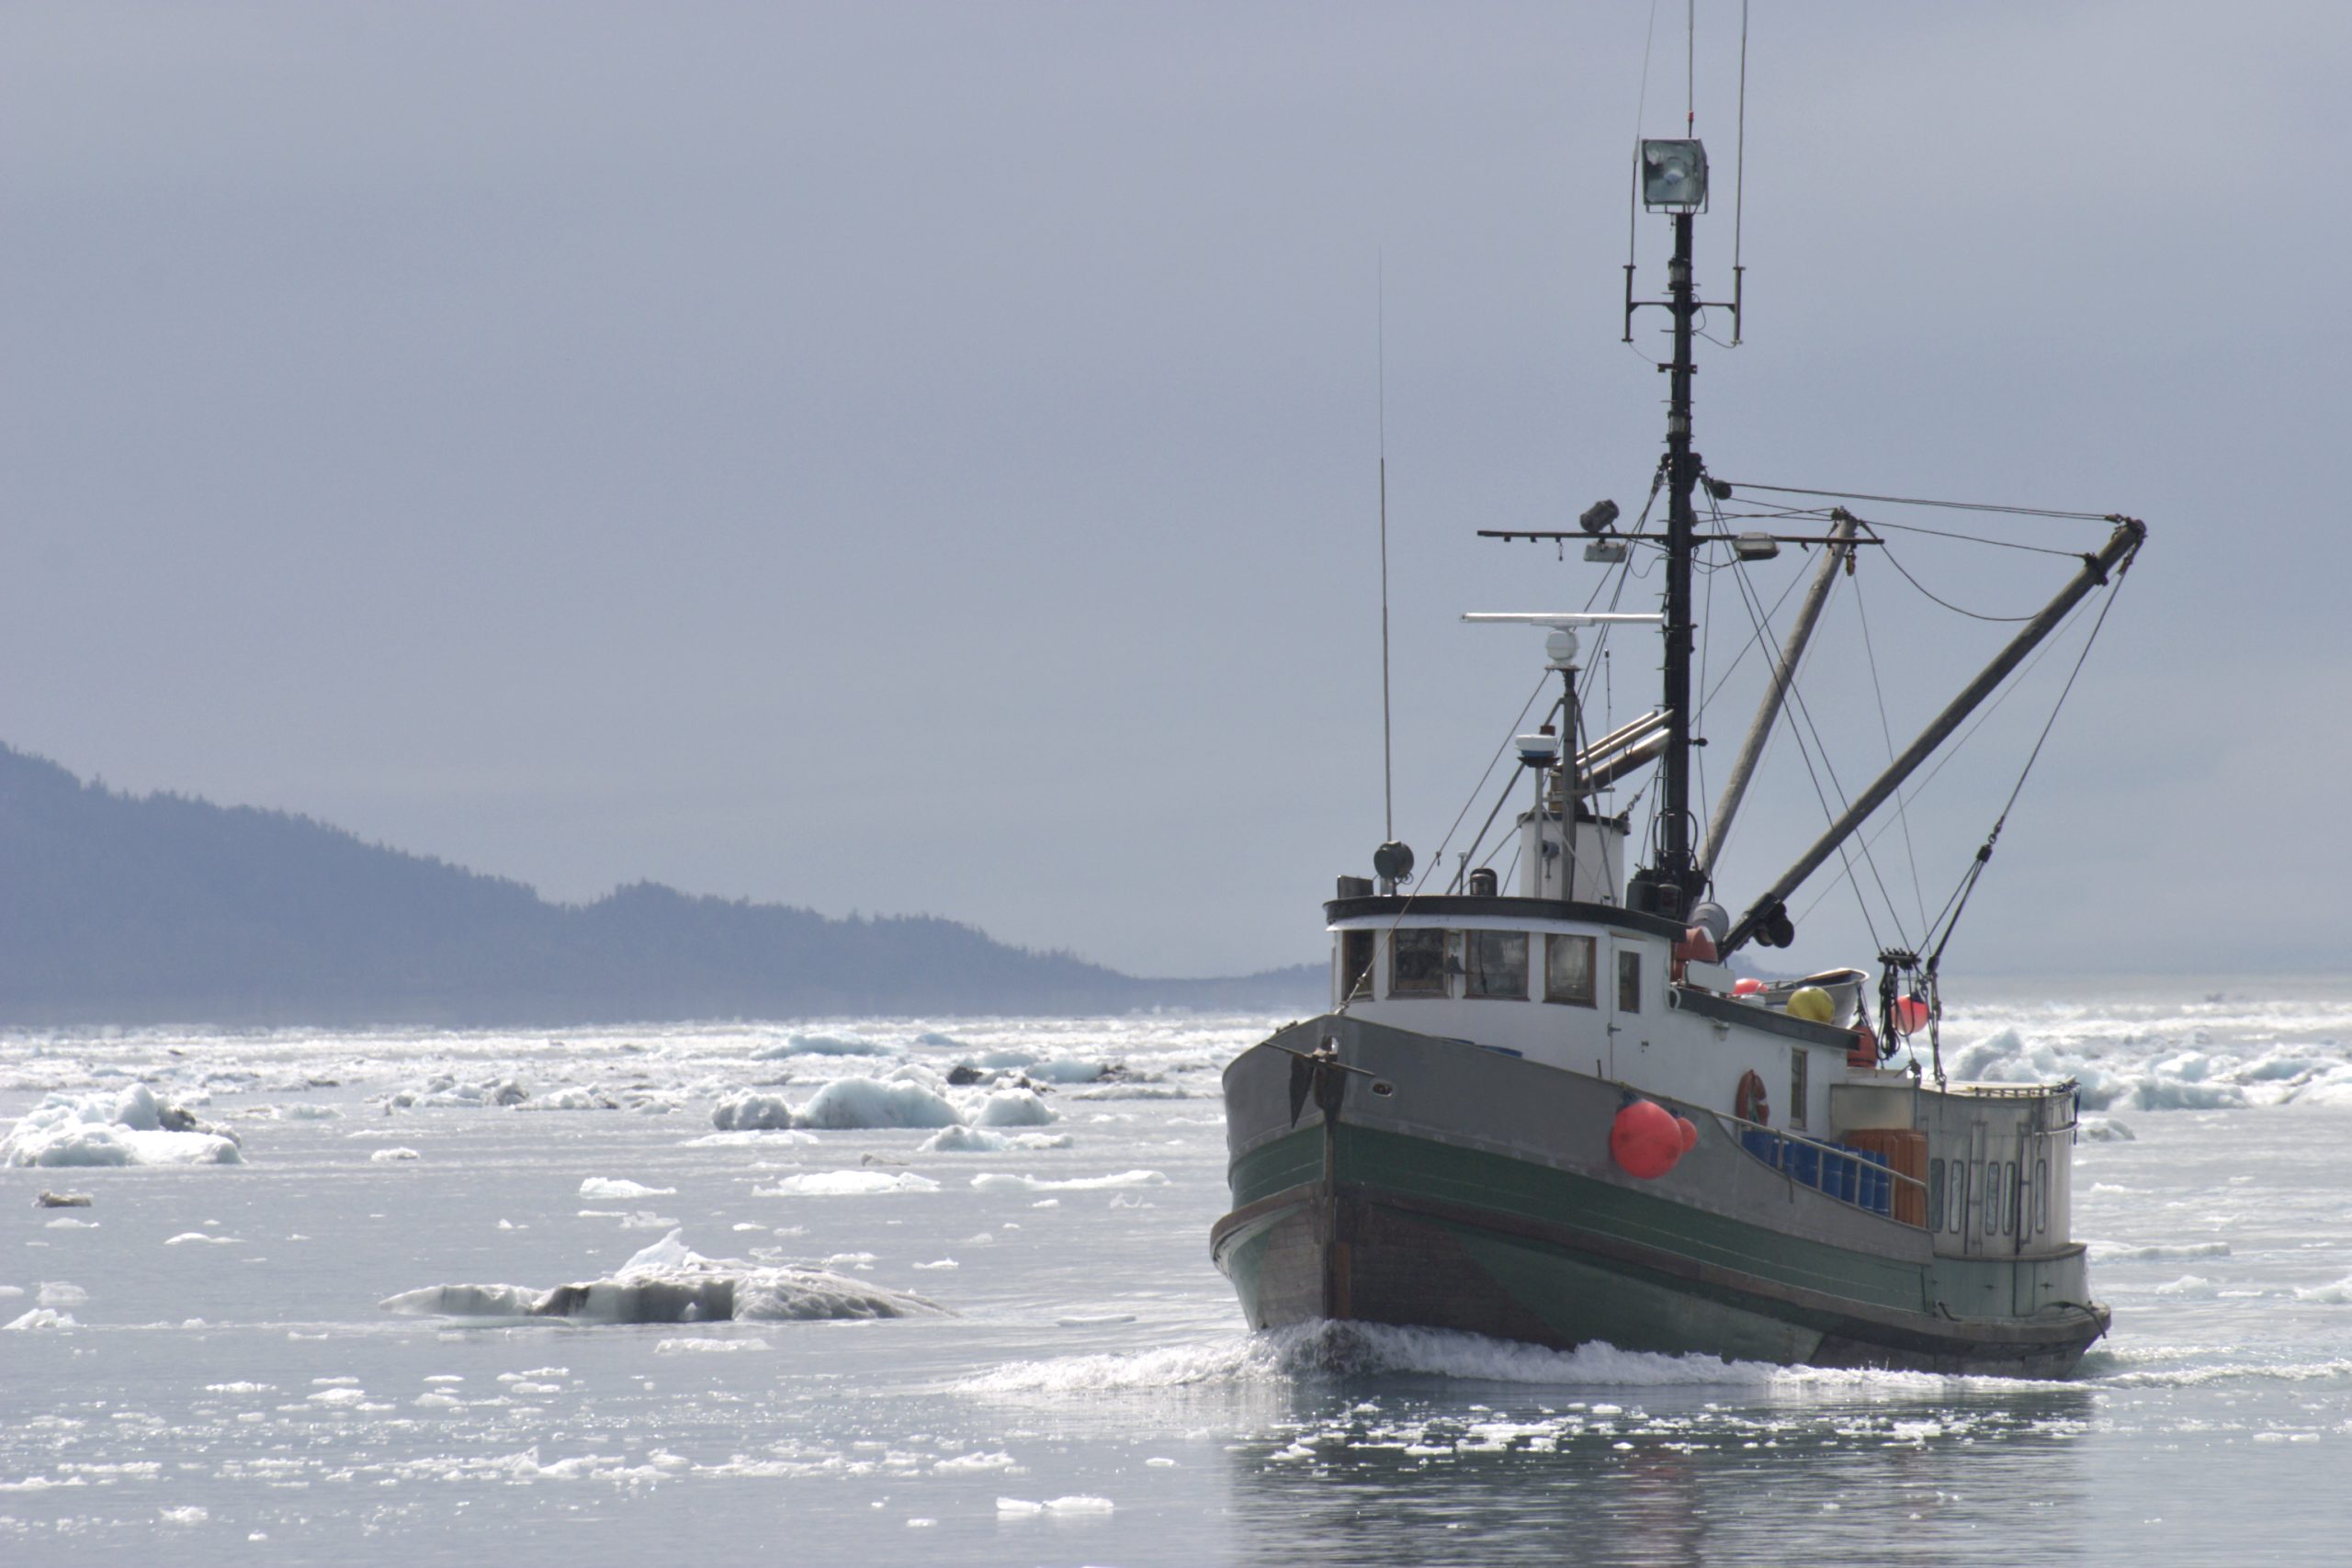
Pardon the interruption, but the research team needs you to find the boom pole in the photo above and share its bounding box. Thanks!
[1700,510,1860,875]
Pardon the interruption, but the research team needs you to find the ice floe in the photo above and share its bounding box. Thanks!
[754,1170,941,1197]
[970,1169,1166,1193]
[2,1085,243,1168]
[797,1077,960,1130]
[577,1178,675,1199]
[381,1229,947,1324]
[915,1126,1073,1154]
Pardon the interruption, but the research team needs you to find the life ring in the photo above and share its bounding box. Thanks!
[1735,1068,1770,1126]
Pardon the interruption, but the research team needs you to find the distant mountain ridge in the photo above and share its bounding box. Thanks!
[0,744,1320,1027]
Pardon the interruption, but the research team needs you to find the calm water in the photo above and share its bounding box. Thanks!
[5,985,2350,1566]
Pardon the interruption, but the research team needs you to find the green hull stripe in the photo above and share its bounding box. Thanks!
[1233,1122,1924,1314]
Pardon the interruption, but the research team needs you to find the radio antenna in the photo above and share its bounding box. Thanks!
[1378,254,1396,842]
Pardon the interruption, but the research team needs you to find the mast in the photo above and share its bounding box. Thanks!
[1628,202,1707,920]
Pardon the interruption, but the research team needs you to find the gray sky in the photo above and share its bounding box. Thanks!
[3,3,2345,981]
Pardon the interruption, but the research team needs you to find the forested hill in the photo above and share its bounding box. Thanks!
[0,745,1318,1027]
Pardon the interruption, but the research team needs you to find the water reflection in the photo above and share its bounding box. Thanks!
[1225,1379,2097,1566]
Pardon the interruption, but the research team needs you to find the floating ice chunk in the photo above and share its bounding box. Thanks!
[711,1091,797,1132]
[911,1259,958,1271]
[2078,1117,2136,1142]
[520,1087,621,1111]
[755,1032,889,1058]
[160,1506,209,1524]
[3,1086,243,1168]
[2153,1275,2221,1296]
[577,1179,676,1199]
[970,1089,1058,1128]
[45,1217,95,1229]
[755,1171,940,1197]
[687,1126,818,1146]
[997,1495,1114,1516]
[918,1126,1074,1154]
[1070,1084,1189,1101]
[1055,1314,1137,1327]
[38,1281,86,1307]
[1025,1059,1117,1084]
[371,1147,421,1163]
[933,1451,1016,1473]
[5,1308,76,1330]
[382,1229,947,1325]
[164,1233,238,1246]
[794,1077,959,1130]
[972,1170,1167,1194]
[259,1103,341,1121]
[654,1337,772,1353]
[2293,1275,2352,1303]
[913,1031,962,1048]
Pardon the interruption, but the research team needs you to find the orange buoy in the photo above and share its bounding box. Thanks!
[1676,1114,1699,1152]
[1610,1100,1687,1179]
[1732,976,1765,997]
[1893,994,1932,1036]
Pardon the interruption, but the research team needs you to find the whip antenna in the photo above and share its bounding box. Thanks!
[1378,255,1395,843]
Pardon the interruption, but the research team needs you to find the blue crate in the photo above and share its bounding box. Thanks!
[1740,1129,1781,1168]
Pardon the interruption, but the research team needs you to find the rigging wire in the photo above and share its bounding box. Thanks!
[1919,571,2133,968]
[1790,592,2100,923]
[1852,570,1931,938]
[1713,522,1903,952]
[1875,537,2043,623]
[1717,480,2114,522]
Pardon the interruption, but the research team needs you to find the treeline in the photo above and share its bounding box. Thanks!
[0,745,1317,1027]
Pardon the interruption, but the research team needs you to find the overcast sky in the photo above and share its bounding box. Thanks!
[3,3,2345,982]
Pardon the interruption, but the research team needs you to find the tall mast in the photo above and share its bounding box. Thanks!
[1625,190,1709,922]
[1657,209,1701,913]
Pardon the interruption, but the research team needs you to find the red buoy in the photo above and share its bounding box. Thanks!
[1675,1114,1699,1152]
[1893,994,1932,1036]
[1611,1100,1687,1179]
[1732,976,1765,997]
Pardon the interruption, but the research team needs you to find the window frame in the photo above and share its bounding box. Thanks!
[1544,933,1598,1007]
[1615,947,1642,1014]
[1388,928,1452,998]
[1461,929,1530,1000]
[1338,929,1375,1003]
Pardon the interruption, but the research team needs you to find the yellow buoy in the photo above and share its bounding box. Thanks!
[1786,986,1836,1023]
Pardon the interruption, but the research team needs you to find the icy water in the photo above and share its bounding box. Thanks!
[5,983,2352,1566]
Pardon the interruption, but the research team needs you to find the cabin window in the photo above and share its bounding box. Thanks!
[1788,1047,1808,1131]
[1616,949,1642,1013]
[1928,1159,1946,1230]
[2005,1160,2020,1236]
[1390,929,1450,997]
[1983,1161,2004,1235]
[1339,930,1375,1002]
[1463,931,1528,999]
[2034,1157,2050,1235]
[1544,934,1597,1006]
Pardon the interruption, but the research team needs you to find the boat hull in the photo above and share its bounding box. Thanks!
[1213,1015,2109,1378]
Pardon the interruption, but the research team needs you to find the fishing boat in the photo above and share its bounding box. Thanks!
[1211,134,2140,1376]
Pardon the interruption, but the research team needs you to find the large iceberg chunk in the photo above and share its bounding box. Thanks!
[381,1230,947,1324]
[2,1086,243,1168]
